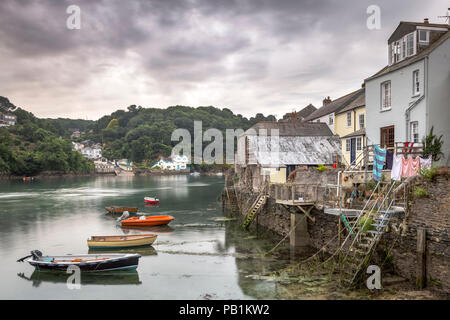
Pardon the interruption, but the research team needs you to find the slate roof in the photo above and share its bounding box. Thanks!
[336,89,365,115]
[341,128,366,139]
[303,88,364,121]
[366,30,450,81]
[243,121,333,137]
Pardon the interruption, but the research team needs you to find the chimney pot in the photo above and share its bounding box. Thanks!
[323,96,332,105]
[424,18,429,24]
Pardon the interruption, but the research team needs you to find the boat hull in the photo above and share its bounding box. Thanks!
[27,254,141,272]
[121,215,174,227]
[87,235,157,249]
[105,206,138,214]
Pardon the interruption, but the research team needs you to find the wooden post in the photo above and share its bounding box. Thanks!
[338,215,342,245]
[291,184,295,202]
[416,228,427,289]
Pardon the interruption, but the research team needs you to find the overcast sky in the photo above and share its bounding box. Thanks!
[0,0,447,120]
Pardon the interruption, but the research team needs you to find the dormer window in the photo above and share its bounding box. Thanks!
[406,33,415,56]
[418,30,429,44]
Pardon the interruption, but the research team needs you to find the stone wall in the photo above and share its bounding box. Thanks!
[381,173,450,292]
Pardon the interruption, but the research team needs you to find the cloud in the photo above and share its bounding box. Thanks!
[0,0,446,120]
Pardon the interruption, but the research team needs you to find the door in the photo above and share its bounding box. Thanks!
[350,138,356,164]
[380,125,395,148]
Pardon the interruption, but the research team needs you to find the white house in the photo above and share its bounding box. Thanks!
[365,19,450,165]
[303,90,364,134]
[72,141,102,160]
[0,113,17,127]
[151,155,190,171]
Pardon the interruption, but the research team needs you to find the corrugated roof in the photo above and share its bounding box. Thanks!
[366,30,450,81]
[303,88,364,121]
[247,135,341,165]
[244,121,333,136]
[336,89,365,114]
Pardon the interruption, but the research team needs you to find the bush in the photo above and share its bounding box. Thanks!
[414,187,429,198]
[420,166,438,182]
[359,215,375,233]
[316,164,327,172]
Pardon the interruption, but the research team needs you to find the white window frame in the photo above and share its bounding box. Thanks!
[418,30,429,44]
[410,121,419,143]
[413,70,420,96]
[356,137,362,152]
[345,139,351,152]
[381,81,391,110]
[346,112,352,127]
[406,32,417,57]
[359,114,364,129]
[328,114,334,125]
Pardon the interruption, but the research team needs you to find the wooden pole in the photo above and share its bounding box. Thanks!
[416,228,427,289]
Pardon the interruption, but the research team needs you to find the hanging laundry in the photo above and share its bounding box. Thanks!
[385,150,394,169]
[420,155,432,169]
[401,155,420,178]
[390,154,403,181]
[373,144,386,181]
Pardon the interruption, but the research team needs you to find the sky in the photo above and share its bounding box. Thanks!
[0,0,447,120]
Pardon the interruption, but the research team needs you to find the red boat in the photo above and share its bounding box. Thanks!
[144,197,159,204]
[121,215,174,227]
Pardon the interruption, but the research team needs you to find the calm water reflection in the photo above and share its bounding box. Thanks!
[0,175,302,299]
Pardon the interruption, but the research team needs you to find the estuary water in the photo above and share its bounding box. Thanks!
[0,175,302,300]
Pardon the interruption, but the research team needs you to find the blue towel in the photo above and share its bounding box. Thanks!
[373,145,386,181]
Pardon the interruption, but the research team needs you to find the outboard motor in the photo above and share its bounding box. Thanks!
[31,250,43,260]
[117,211,130,222]
[17,250,42,262]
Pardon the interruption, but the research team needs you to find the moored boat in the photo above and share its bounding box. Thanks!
[17,250,141,272]
[105,206,138,214]
[87,234,157,249]
[144,197,159,204]
[121,215,174,227]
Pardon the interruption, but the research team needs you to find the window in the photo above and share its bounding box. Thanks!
[328,114,334,125]
[413,70,420,95]
[346,112,352,127]
[356,137,362,151]
[401,37,406,59]
[418,30,429,44]
[410,122,419,143]
[406,33,415,56]
[346,139,351,152]
[359,114,365,129]
[380,126,395,148]
[381,81,391,110]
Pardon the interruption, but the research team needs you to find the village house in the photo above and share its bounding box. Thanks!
[0,112,17,127]
[303,89,364,134]
[151,155,190,171]
[280,104,317,122]
[94,158,115,173]
[235,122,341,187]
[365,19,450,165]
[334,88,366,166]
[71,141,102,160]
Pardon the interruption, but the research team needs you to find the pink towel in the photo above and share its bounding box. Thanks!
[401,155,420,178]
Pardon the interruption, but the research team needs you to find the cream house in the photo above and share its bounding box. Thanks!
[334,89,366,166]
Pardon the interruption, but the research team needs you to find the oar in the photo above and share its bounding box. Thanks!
[17,254,32,262]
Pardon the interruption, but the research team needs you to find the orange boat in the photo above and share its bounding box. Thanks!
[121,215,174,227]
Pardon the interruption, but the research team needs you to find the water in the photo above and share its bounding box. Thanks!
[0,175,305,299]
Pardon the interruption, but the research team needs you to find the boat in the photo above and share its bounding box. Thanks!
[105,206,138,214]
[87,234,157,249]
[144,197,159,204]
[17,250,141,272]
[121,215,174,227]
[190,172,200,176]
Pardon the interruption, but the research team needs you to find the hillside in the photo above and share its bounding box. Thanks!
[0,97,276,175]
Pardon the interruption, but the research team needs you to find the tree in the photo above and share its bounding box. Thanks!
[422,126,444,161]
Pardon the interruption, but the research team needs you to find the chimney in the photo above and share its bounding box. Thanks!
[424,18,429,24]
[323,96,331,105]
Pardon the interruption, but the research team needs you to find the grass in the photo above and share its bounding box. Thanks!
[420,166,438,182]
[413,187,429,198]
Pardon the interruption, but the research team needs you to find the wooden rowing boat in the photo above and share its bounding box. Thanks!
[105,206,138,214]
[87,234,157,249]
[18,250,141,272]
[121,215,174,227]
